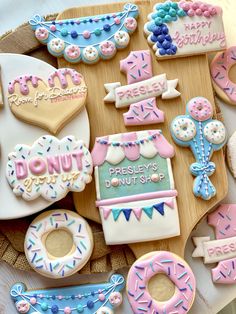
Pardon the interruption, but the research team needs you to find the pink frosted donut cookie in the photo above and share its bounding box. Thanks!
[64,44,81,63]
[187,97,213,121]
[35,27,49,41]
[124,17,138,32]
[99,41,117,59]
[211,46,236,105]
[127,251,196,314]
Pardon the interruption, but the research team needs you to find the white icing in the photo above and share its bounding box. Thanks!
[167,158,175,190]
[82,46,99,62]
[49,38,65,53]
[137,130,157,158]
[99,197,180,244]
[24,210,93,278]
[105,134,125,165]
[114,31,130,47]
[104,82,121,103]
[97,307,113,314]
[203,120,226,144]
[172,117,196,141]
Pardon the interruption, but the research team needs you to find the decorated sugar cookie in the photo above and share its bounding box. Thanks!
[10,274,125,313]
[171,97,226,200]
[25,210,93,278]
[30,3,138,64]
[6,135,93,202]
[127,251,196,313]
[144,0,226,59]
[91,130,180,245]
[211,46,236,106]
[7,68,87,134]
[104,50,180,126]
[192,204,236,284]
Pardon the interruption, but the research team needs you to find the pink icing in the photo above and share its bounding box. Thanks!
[99,41,116,57]
[124,17,137,32]
[120,50,153,85]
[121,132,139,161]
[187,97,213,121]
[91,136,109,166]
[48,68,82,88]
[15,160,28,180]
[208,204,236,284]
[133,207,142,220]
[65,45,81,60]
[211,46,236,104]
[149,130,175,158]
[179,1,220,17]
[47,156,61,174]
[61,154,72,172]
[35,27,49,40]
[208,204,236,240]
[127,251,196,314]
[124,98,164,126]
[8,75,41,95]
[96,189,178,206]
[29,158,47,175]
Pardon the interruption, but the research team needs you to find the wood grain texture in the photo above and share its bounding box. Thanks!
[57,0,228,259]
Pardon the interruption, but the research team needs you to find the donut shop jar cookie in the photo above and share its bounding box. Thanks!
[127,251,196,313]
[24,209,94,278]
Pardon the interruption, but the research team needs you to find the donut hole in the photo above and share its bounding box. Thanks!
[148,273,175,302]
[229,64,236,84]
[45,228,74,258]
[197,105,203,111]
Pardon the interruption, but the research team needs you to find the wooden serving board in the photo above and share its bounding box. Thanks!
[57,1,228,259]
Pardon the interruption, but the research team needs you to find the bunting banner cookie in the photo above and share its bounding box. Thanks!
[30,3,139,64]
[10,274,125,313]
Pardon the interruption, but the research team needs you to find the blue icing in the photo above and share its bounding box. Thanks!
[145,1,188,56]
[30,3,139,64]
[10,274,125,313]
[171,98,227,200]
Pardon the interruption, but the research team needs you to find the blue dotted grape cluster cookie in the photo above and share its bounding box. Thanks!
[144,1,187,56]
[150,24,177,56]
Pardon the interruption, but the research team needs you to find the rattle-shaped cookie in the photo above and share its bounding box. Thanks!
[171,97,226,200]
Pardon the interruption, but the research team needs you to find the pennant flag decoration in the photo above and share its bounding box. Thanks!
[102,199,175,222]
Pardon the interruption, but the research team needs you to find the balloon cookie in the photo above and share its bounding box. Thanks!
[30,3,139,64]
[6,135,93,202]
[10,274,125,313]
[91,130,180,245]
[192,204,236,284]
[24,209,93,278]
[211,46,236,105]
[7,68,87,134]
[144,0,226,59]
[127,251,196,313]
[227,130,236,178]
[171,97,226,200]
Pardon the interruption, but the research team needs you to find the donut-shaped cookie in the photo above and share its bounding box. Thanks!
[24,209,93,278]
[171,117,196,141]
[35,27,49,41]
[48,38,65,56]
[211,46,236,105]
[64,44,81,63]
[203,120,226,144]
[127,251,196,314]
[99,41,117,59]
[124,17,138,32]
[187,97,213,121]
[82,45,99,64]
[114,31,130,48]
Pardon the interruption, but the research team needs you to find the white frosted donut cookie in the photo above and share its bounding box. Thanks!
[127,251,196,314]
[114,31,130,48]
[203,120,226,144]
[48,38,65,56]
[24,209,93,278]
[82,46,99,64]
[171,117,196,141]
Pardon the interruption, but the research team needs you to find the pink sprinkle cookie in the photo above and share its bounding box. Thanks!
[64,45,81,62]
[187,97,213,121]
[211,46,236,105]
[127,251,196,313]
[35,27,49,41]
[192,204,236,284]
[124,17,137,32]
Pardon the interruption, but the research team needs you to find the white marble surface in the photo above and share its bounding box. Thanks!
[1,0,236,313]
